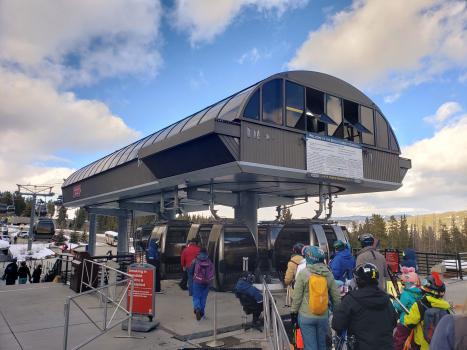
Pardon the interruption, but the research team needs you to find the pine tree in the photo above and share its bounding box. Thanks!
[421,221,429,252]
[399,215,409,250]
[70,224,80,244]
[439,220,451,253]
[55,228,66,246]
[280,207,292,223]
[387,216,399,249]
[74,208,88,229]
[369,214,387,249]
[47,200,56,218]
[450,216,464,253]
[56,206,68,229]
[23,198,32,217]
[13,193,26,216]
[80,228,89,244]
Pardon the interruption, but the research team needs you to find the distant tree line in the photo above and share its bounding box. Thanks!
[1,190,57,218]
[348,214,467,254]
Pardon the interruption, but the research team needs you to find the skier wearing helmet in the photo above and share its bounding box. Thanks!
[356,233,389,291]
[393,267,423,350]
[284,242,305,298]
[405,273,453,350]
[329,240,356,283]
[332,263,399,350]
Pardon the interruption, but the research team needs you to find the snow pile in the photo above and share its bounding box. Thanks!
[9,244,56,261]
[0,240,9,249]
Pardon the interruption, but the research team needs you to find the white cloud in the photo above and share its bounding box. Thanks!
[458,72,467,83]
[288,0,467,94]
[171,0,308,46]
[236,47,261,64]
[383,93,401,104]
[423,102,463,127]
[0,0,160,192]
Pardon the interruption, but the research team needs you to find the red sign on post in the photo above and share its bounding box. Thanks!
[73,185,81,198]
[127,264,155,317]
[385,251,399,273]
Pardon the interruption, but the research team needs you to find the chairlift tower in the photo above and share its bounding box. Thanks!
[15,184,55,251]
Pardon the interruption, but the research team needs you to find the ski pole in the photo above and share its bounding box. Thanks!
[389,294,410,314]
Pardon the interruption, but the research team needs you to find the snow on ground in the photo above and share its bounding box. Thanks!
[9,244,56,261]
[0,240,9,249]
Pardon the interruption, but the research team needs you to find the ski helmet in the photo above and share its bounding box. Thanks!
[333,240,346,252]
[400,267,420,286]
[421,273,445,298]
[303,246,325,265]
[353,263,379,286]
[293,242,305,254]
[240,270,254,283]
[358,233,374,248]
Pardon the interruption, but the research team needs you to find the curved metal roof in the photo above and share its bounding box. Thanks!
[63,71,397,188]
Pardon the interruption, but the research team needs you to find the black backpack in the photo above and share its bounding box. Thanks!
[418,300,450,343]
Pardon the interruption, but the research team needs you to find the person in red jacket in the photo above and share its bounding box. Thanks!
[180,238,200,296]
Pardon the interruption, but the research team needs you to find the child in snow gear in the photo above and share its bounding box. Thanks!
[188,248,214,321]
[146,238,163,293]
[393,267,422,350]
[329,240,356,283]
[291,246,341,350]
[332,263,399,350]
[235,271,263,328]
[17,261,32,284]
[356,233,389,291]
[400,249,418,273]
[285,242,305,298]
[405,272,452,350]
[32,264,42,283]
[181,238,200,295]
[2,259,18,285]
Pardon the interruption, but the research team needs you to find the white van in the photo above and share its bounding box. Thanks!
[104,231,118,246]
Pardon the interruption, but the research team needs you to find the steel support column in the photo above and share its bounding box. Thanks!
[117,211,132,255]
[234,191,258,243]
[88,213,97,256]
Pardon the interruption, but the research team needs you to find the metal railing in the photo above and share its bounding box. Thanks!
[255,268,292,350]
[63,259,137,350]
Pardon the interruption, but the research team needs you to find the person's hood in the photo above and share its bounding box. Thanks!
[351,285,391,310]
[236,279,252,292]
[307,263,332,277]
[403,249,416,261]
[196,252,209,261]
[298,258,306,265]
[149,238,158,250]
[336,249,354,260]
[402,285,423,295]
[357,245,375,256]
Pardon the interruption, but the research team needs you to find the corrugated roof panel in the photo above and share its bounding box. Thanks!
[108,147,130,169]
[181,108,210,132]
[218,86,256,121]
[167,117,190,138]
[199,99,229,124]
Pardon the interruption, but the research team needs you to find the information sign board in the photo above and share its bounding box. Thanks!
[385,251,400,273]
[127,263,155,317]
[73,185,81,198]
[306,133,364,181]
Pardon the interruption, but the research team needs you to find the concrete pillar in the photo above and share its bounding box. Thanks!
[88,213,97,256]
[117,210,131,255]
[234,191,258,243]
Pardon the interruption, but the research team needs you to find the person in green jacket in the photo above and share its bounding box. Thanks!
[291,246,341,350]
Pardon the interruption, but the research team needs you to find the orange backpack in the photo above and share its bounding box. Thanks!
[302,269,328,314]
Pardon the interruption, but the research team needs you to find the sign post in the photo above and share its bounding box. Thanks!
[385,251,400,273]
[127,263,156,319]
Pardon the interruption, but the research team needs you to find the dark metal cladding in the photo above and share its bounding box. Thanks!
[141,134,239,180]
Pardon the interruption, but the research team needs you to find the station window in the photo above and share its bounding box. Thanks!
[360,106,375,146]
[305,87,326,135]
[343,100,360,143]
[262,79,283,125]
[375,111,389,149]
[286,81,305,130]
[389,129,400,152]
[243,89,259,120]
[326,95,343,139]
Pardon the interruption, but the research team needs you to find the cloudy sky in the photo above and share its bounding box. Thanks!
[1,0,467,219]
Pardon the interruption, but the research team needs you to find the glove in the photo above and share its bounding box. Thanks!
[291,312,299,329]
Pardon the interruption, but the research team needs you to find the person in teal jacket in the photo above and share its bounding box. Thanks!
[393,267,422,350]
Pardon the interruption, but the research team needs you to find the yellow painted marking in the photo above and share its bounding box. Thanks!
[286,106,303,113]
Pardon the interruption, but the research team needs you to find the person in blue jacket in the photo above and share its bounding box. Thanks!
[400,249,418,273]
[235,271,263,319]
[329,240,356,283]
[146,238,163,294]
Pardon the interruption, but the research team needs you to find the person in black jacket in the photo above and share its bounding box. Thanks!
[32,264,42,283]
[2,259,18,285]
[332,263,399,350]
[17,261,32,284]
